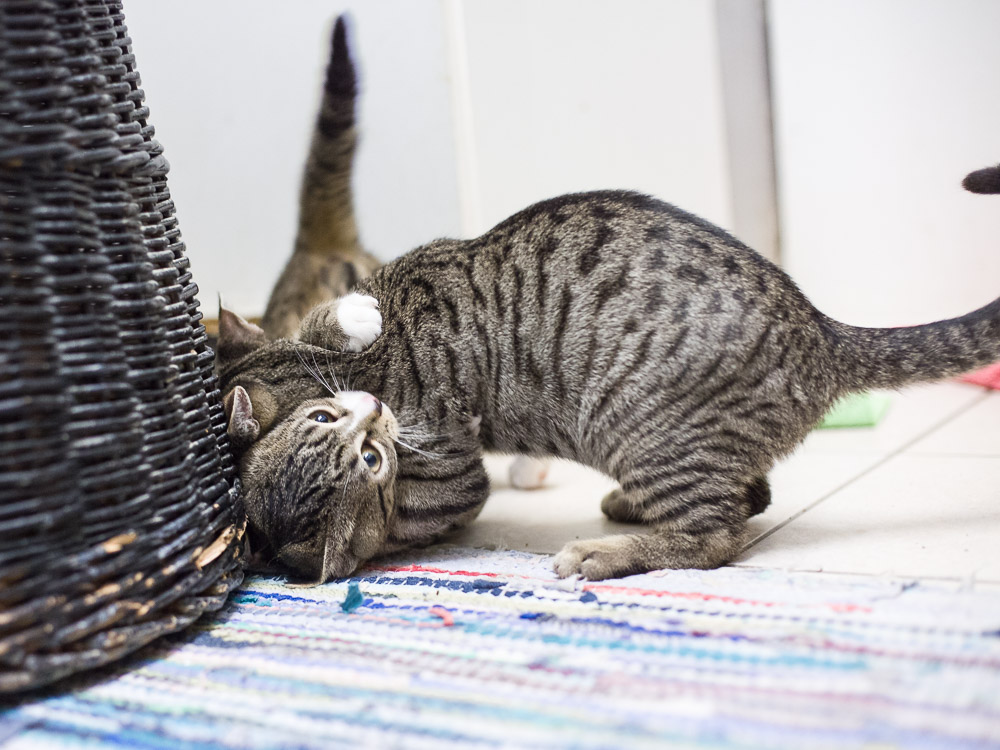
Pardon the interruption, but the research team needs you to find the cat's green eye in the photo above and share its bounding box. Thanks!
[308,409,338,423]
[361,444,381,472]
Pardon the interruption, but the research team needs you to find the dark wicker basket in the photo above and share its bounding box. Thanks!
[0,0,244,692]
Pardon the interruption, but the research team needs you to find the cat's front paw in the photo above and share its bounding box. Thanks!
[553,535,644,580]
[337,293,382,352]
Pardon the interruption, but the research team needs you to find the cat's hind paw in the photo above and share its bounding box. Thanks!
[337,293,382,352]
[509,456,550,490]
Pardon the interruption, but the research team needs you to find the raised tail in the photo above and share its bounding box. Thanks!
[262,15,380,339]
[295,14,362,255]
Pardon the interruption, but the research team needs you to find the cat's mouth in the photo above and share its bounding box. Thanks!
[338,390,399,440]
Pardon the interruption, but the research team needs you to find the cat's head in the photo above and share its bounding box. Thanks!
[215,308,398,582]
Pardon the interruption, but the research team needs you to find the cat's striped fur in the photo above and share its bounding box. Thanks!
[260,16,379,340]
[255,13,546,499]
[218,169,1000,582]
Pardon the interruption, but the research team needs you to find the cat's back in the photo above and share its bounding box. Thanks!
[363,189,822,351]
[481,190,818,330]
[356,190,838,456]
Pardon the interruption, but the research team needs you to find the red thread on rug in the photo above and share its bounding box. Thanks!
[581,583,873,613]
[428,606,454,626]
[373,564,503,578]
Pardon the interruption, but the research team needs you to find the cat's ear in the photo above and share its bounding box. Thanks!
[217,302,268,363]
[224,385,261,447]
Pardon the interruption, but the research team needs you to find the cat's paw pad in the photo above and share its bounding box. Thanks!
[509,456,550,490]
[553,535,642,580]
[336,293,382,352]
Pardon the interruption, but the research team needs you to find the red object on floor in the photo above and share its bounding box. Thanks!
[960,361,1000,389]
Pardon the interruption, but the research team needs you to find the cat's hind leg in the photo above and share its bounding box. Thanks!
[556,473,761,579]
[601,475,771,521]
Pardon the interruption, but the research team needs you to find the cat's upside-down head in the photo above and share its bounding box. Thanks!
[217,308,403,582]
[236,386,399,582]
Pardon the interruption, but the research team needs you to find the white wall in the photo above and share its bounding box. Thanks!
[454,0,733,236]
[126,0,1000,326]
[125,0,740,316]
[125,0,463,315]
[769,0,1000,327]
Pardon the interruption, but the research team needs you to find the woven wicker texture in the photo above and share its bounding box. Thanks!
[0,0,244,692]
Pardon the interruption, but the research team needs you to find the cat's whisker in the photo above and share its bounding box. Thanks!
[310,349,336,395]
[294,348,335,396]
[395,416,457,436]
[397,418,448,430]
[323,350,344,392]
[392,437,446,459]
[396,424,468,442]
[395,428,447,443]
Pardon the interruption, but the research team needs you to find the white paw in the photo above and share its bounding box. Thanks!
[336,293,382,352]
[553,535,638,581]
[509,456,550,490]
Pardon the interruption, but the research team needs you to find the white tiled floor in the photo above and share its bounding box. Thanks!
[450,382,1000,587]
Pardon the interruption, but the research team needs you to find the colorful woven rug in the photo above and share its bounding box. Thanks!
[4,546,1000,749]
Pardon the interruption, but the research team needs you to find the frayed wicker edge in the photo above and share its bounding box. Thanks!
[0,520,245,694]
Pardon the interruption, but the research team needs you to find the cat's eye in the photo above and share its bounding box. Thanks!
[361,443,382,472]
[308,409,339,423]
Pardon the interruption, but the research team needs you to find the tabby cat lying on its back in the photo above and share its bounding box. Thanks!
[259,16,380,341]
[217,161,1000,583]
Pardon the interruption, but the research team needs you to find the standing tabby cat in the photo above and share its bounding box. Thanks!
[217,162,1000,583]
[260,16,551,490]
[260,16,380,341]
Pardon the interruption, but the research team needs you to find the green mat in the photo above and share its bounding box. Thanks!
[819,392,891,428]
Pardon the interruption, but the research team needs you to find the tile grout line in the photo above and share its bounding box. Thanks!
[730,561,1000,587]
[743,389,993,552]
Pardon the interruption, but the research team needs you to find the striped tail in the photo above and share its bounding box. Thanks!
[296,15,362,256]
[262,15,380,339]
[828,163,1000,392]
[829,297,1000,392]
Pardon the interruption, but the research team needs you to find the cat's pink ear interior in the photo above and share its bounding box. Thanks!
[217,304,267,362]
[225,385,261,445]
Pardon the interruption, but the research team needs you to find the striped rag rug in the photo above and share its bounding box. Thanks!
[4,546,1000,749]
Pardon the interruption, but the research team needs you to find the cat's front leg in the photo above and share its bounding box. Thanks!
[386,443,490,551]
[299,292,382,351]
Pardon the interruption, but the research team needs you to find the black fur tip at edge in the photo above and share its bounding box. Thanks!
[962,164,1000,194]
[326,14,357,98]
